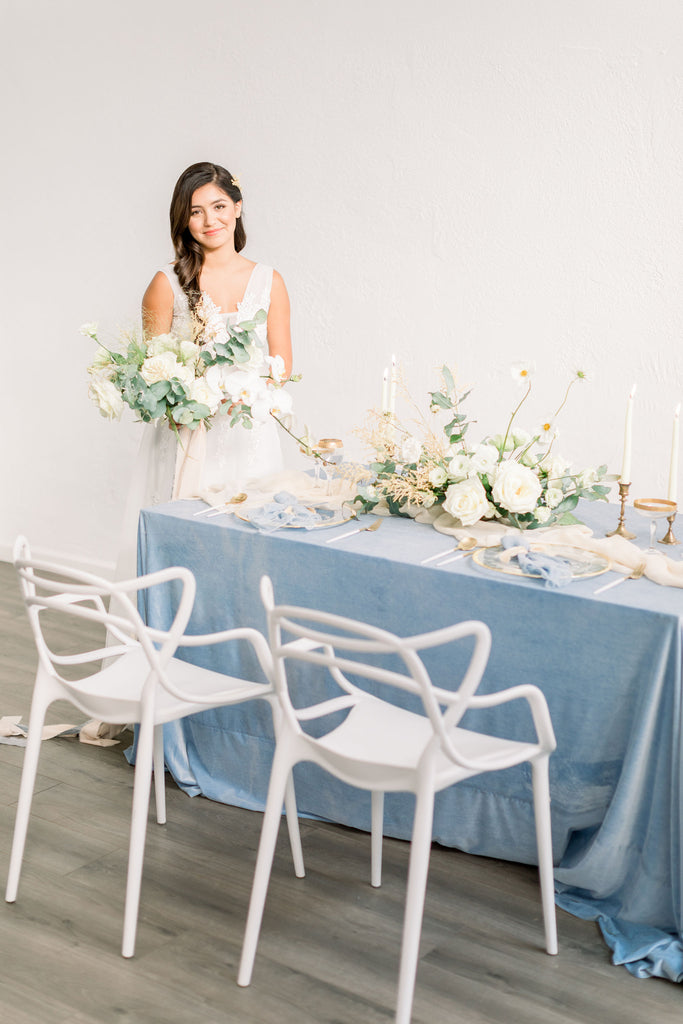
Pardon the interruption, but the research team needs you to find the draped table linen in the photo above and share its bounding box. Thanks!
[137,499,683,981]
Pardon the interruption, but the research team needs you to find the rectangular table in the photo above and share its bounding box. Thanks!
[137,499,683,982]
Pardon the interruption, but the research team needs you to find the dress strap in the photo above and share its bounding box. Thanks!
[240,264,273,317]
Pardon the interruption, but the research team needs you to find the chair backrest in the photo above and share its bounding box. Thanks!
[259,576,492,769]
[13,535,196,705]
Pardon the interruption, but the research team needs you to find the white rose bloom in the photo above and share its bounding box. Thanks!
[401,436,422,463]
[545,486,564,509]
[492,460,543,514]
[535,505,552,524]
[447,453,471,480]
[178,340,202,366]
[188,378,222,414]
[470,444,499,475]
[443,477,492,527]
[88,377,123,420]
[140,351,193,387]
[428,465,448,487]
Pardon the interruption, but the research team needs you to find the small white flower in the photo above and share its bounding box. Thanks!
[419,491,437,508]
[510,428,531,448]
[537,419,558,444]
[576,467,598,488]
[269,388,293,418]
[88,377,123,419]
[428,465,448,487]
[491,460,542,514]
[80,322,98,339]
[510,361,535,385]
[401,436,422,463]
[540,454,570,483]
[443,477,492,527]
[267,354,286,384]
[470,443,499,475]
[446,453,471,480]
[87,348,115,378]
[544,487,564,509]
[535,505,552,524]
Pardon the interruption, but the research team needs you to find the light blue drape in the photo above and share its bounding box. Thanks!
[137,500,683,982]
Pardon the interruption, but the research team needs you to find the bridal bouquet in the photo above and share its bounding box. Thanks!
[83,305,294,434]
[355,363,613,530]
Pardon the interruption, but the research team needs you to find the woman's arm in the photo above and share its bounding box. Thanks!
[142,272,174,336]
[267,270,293,379]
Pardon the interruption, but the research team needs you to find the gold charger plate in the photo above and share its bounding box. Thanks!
[472,544,611,579]
[236,503,355,531]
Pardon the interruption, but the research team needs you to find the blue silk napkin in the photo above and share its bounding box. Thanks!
[501,535,573,588]
[248,491,335,533]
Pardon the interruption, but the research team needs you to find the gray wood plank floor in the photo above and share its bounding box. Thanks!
[0,559,680,1023]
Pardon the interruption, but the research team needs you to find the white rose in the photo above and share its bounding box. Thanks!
[447,453,471,480]
[545,486,564,509]
[491,461,542,514]
[88,377,123,419]
[188,378,221,414]
[401,436,422,463]
[146,333,179,358]
[140,351,193,387]
[428,465,448,487]
[535,505,552,524]
[443,477,492,527]
[470,444,499,475]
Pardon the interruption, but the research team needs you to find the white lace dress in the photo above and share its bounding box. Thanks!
[115,261,283,578]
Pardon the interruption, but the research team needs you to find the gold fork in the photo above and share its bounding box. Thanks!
[594,560,646,594]
[325,518,382,544]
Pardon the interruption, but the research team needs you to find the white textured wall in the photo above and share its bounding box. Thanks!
[2,0,682,568]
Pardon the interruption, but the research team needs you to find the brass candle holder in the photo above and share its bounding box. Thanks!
[660,511,679,546]
[606,481,636,539]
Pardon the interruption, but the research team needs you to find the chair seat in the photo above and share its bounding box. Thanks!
[311,695,542,792]
[56,649,272,725]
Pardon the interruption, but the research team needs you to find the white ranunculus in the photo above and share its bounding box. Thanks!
[140,351,193,387]
[576,467,598,488]
[146,333,179,358]
[470,444,499,475]
[544,486,564,509]
[88,377,123,420]
[401,436,422,463]
[541,455,570,484]
[80,322,98,339]
[428,465,448,487]
[510,428,531,448]
[491,460,542,514]
[443,477,492,527]
[446,453,471,480]
[535,505,552,524]
[188,378,222,414]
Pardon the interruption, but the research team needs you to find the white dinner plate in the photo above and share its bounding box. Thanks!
[472,544,611,579]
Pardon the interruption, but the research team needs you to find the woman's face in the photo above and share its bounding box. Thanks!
[187,183,241,250]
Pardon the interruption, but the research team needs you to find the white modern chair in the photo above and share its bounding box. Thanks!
[7,537,304,958]
[238,576,558,1024]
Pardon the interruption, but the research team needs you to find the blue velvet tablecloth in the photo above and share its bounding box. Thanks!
[137,500,683,982]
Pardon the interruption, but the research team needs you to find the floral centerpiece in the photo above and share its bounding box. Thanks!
[83,303,295,435]
[354,363,613,530]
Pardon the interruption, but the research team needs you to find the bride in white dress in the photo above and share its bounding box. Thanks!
[141,160,293,500]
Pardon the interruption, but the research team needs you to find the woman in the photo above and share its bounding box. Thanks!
[142,161,293,494]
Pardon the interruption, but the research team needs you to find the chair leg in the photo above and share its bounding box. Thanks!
[283,772,305,878]
[395,784,435,1024]
[371,790,384,888]
[532,756,558,955]
[153,724,166,825]
[121,715,155,958]
[238,744,293,987]
[5,688,51,903]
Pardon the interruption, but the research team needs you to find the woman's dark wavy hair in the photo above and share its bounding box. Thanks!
[170,162,245,311]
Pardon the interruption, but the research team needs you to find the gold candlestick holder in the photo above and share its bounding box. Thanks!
[606,481,636,539]
[660,512,679,546]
